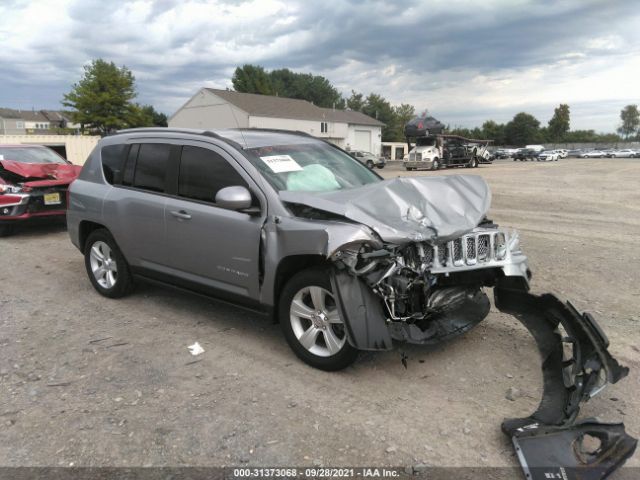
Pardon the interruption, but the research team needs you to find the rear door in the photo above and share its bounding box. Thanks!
[163,143,264,300]
[103,142,175,268]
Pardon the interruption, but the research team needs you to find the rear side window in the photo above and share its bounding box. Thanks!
[101,144,127,185]
[132,143,171,193]
[178,146,248,203]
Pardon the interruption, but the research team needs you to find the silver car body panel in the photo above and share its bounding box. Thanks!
[280,175,491,244]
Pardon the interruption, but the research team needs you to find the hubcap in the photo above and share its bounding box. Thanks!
[290,286,346,357]
[89,241,118,289]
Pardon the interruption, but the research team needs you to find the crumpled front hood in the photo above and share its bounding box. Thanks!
[0,159,81,186]
[280,175,491,244]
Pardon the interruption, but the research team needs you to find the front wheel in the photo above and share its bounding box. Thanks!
[84,229,134,298]
[431,158,440,171]
[279,268,358,371]
[366,160,374,169]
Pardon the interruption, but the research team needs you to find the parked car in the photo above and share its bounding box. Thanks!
[579,150,605,158]
[538,150,560,161]
[567,149,583,157]
[349,150,385,169]
[67,127,533,371]
[554,149,569,158]
[513,148,539,161]
[0,144,81,236]
[66,128,635,476]
[606,149,637,158]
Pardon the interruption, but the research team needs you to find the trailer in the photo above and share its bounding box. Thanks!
[403,133,493,171]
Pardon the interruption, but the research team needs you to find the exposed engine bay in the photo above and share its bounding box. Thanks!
[330,223,525,346]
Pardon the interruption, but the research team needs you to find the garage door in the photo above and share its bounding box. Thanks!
[354,130,371,152]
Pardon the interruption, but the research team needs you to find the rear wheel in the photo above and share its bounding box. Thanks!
[84,229,134,298]
[279,268,358,371]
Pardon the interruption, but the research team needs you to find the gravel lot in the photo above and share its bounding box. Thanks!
[1,158,639,472]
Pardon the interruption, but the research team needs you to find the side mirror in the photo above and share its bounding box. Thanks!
[215,186,253,211]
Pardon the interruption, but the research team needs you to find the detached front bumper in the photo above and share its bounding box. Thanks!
[494,285,636,479]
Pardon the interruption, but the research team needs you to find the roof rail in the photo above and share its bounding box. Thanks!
[116,127,206,135]
[114,127,246,150]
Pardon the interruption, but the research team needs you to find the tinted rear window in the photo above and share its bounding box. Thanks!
[178,146,248,203]
[133,143,171,193]
[101,144,128,184]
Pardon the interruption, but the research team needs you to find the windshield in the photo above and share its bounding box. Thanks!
[0,147,67,165]
[245,142,381,192]
[416,137,436,147]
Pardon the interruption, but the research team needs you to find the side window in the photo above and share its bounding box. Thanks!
[101,144,128,185]
[122,144,139,187]
[178,146,248,203]
[132,143,171,193]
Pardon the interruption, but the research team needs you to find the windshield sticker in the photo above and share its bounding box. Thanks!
[0,155,3,160]
[259,155,303,173]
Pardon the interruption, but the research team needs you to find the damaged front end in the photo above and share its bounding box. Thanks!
[328,233,636,478]
[330,224,528,349]
[283,174,635,477]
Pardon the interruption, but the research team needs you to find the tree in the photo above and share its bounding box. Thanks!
[505,112,542,145]
[346,90,365,111]
[232,65,344,108]
[481,120,506,144]
[547,104,570,141]
[62,59,139,134]
[362,93,395,141]
[617,104,640,139]
[232,65,274,95]
[128,104,168,128]
[389,103,415,142]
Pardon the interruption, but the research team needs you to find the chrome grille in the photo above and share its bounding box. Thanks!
[426,229,509,271]
[477,234,490,261]
[466,237,476,261]
[408,152,422,161]
[453,238,463,263]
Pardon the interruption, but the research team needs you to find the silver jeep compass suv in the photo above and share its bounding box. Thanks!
[66,128,622,374]
[67,127,635,476]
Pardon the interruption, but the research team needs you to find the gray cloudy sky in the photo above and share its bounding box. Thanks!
[1,0,638,132]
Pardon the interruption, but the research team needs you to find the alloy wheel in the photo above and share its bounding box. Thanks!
[89,241,118,289]
[289,286,346,357]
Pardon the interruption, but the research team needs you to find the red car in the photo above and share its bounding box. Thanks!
[0,145,81,236]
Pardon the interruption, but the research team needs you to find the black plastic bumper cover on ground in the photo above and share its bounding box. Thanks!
[494,287,637,479]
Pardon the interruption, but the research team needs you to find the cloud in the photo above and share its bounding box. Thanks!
[0,0,638,132]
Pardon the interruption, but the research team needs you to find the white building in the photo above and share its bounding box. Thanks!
[169,88,384,154]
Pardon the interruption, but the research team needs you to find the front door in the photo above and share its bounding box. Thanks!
[163,144,264,300]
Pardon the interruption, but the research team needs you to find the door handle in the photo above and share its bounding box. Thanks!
[170,210,192,220]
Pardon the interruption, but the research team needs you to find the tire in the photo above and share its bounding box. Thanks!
[0,224,15,237]
[431,158,440,171]
[376,165,384,169]
[279,267,358,371]
[471,157,479,168]
[405,167,413,171]
[84,229,134,298]
[366,160,374,169]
